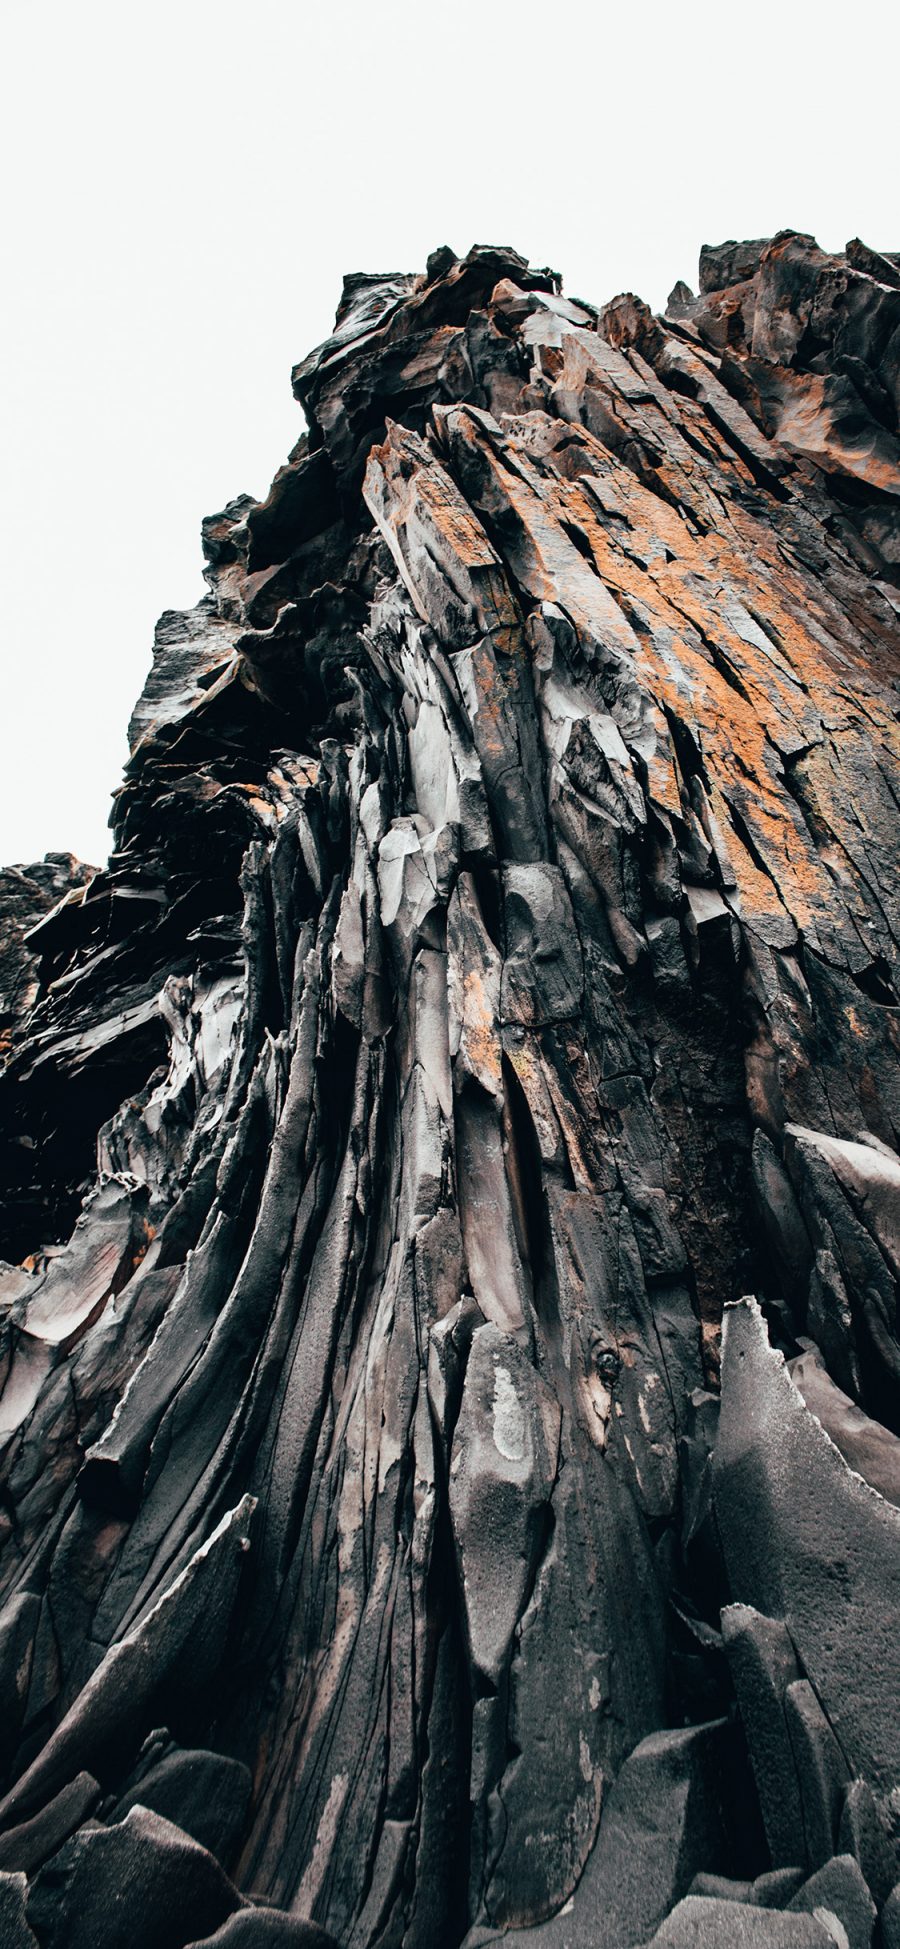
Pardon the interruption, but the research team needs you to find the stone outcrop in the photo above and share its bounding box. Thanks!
[0,227,899,1946]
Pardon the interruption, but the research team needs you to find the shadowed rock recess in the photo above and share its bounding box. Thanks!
[1,230,900,1949]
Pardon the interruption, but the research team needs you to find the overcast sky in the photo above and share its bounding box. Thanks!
[3,0,898,868]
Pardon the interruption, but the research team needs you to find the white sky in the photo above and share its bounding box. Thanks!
[2,0,898,868]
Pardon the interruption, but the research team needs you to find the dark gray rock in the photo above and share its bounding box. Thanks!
[750,1868,806,1908]
[185,1912,340,1947]
[666,279,697,320]
[645,1894,832,1945]
[784,1680,849,1869]
[880,1884,900,1949]
[699,239,770,292]
[719,1604,805,1867]
[0,1771,99,1875]
[0,856,94,1084]
[750,1132,812,1307]
[499,863,583,1025]
[688,1874,753,1903]
[484,1721,734,1949]
[0,1871,38,1948]
[804,1252,862,1405]
[787,1854,876,1949]
[448,1321,558,1690]
[713,1298,900,1797]
[110,1750,251,1866]
[787,1349,900,1508]
[838,1780,898,1907]
[0,1498,256,1831]
[26,1805,244,1949]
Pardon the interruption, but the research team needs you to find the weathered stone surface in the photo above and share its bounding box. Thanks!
[750,1869,807,1908]
[719,1605,806,1869]
[788,1347,900,1506]
[186,1915,340,1948]
[687,1868,811,1910]
[786,1855,876,1949]
[0,1497,255,1831]
[714,1299,900,1797]
[784,1681,849,1873]
[838,1779,898,1908]
[0,1770,99,1875]
[1,228,899,1945]
[109,1748,252,1865]
[0,1870,38,1948]
[881,1884,900,1949]
[0,855,96,1253]
[476,1721,735,1949]
[26,1805,245,1948]
[645,1895,833,1946]
[688,1874,754,1904]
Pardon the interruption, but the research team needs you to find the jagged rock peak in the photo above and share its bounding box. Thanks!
[0,231,899,1949]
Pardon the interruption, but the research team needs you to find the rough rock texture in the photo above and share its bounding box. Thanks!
[0,855,96,1253]
[0,229,899,1946]
[0,858,95,1060]
[644,1896,833,1946]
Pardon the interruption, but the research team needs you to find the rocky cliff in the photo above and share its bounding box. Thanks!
[0,229,899,1949]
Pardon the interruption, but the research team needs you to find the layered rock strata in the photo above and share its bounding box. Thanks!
[0,228,899,1948]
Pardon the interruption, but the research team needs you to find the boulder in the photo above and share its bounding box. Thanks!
[880,1884,900,1949]
[0,1871,38,1948]
[838,1779,898,1907]
[0,1772,99,1875]
[786,1855,876,1949]
[110,1750,251,1865]
[185,1913,340,1948]
[719,1604,805,1867]
[478,1720,734,1948]
[644,1894,834,1945]
[26,1805,244,1949]
[713,1299,900,1796]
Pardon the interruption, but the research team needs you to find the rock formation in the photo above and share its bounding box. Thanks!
[0,227,899,1949]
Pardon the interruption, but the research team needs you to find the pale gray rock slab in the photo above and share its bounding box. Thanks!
[787,1855,876,1949]
[644,1894,833,1946]
[787,1348,900,1507]
[473,1720,734,1949]
[719,1605,804,1868]
[713,1297,900,1794]
[448,1321,558,1689]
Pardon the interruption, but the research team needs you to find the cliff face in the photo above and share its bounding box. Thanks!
[0,230,899,1949]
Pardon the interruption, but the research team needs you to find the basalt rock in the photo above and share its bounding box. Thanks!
[786,1855,877,1949]
[644,1896,833,1946]
[0,857,95,1062]
[0,229,899,1946]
